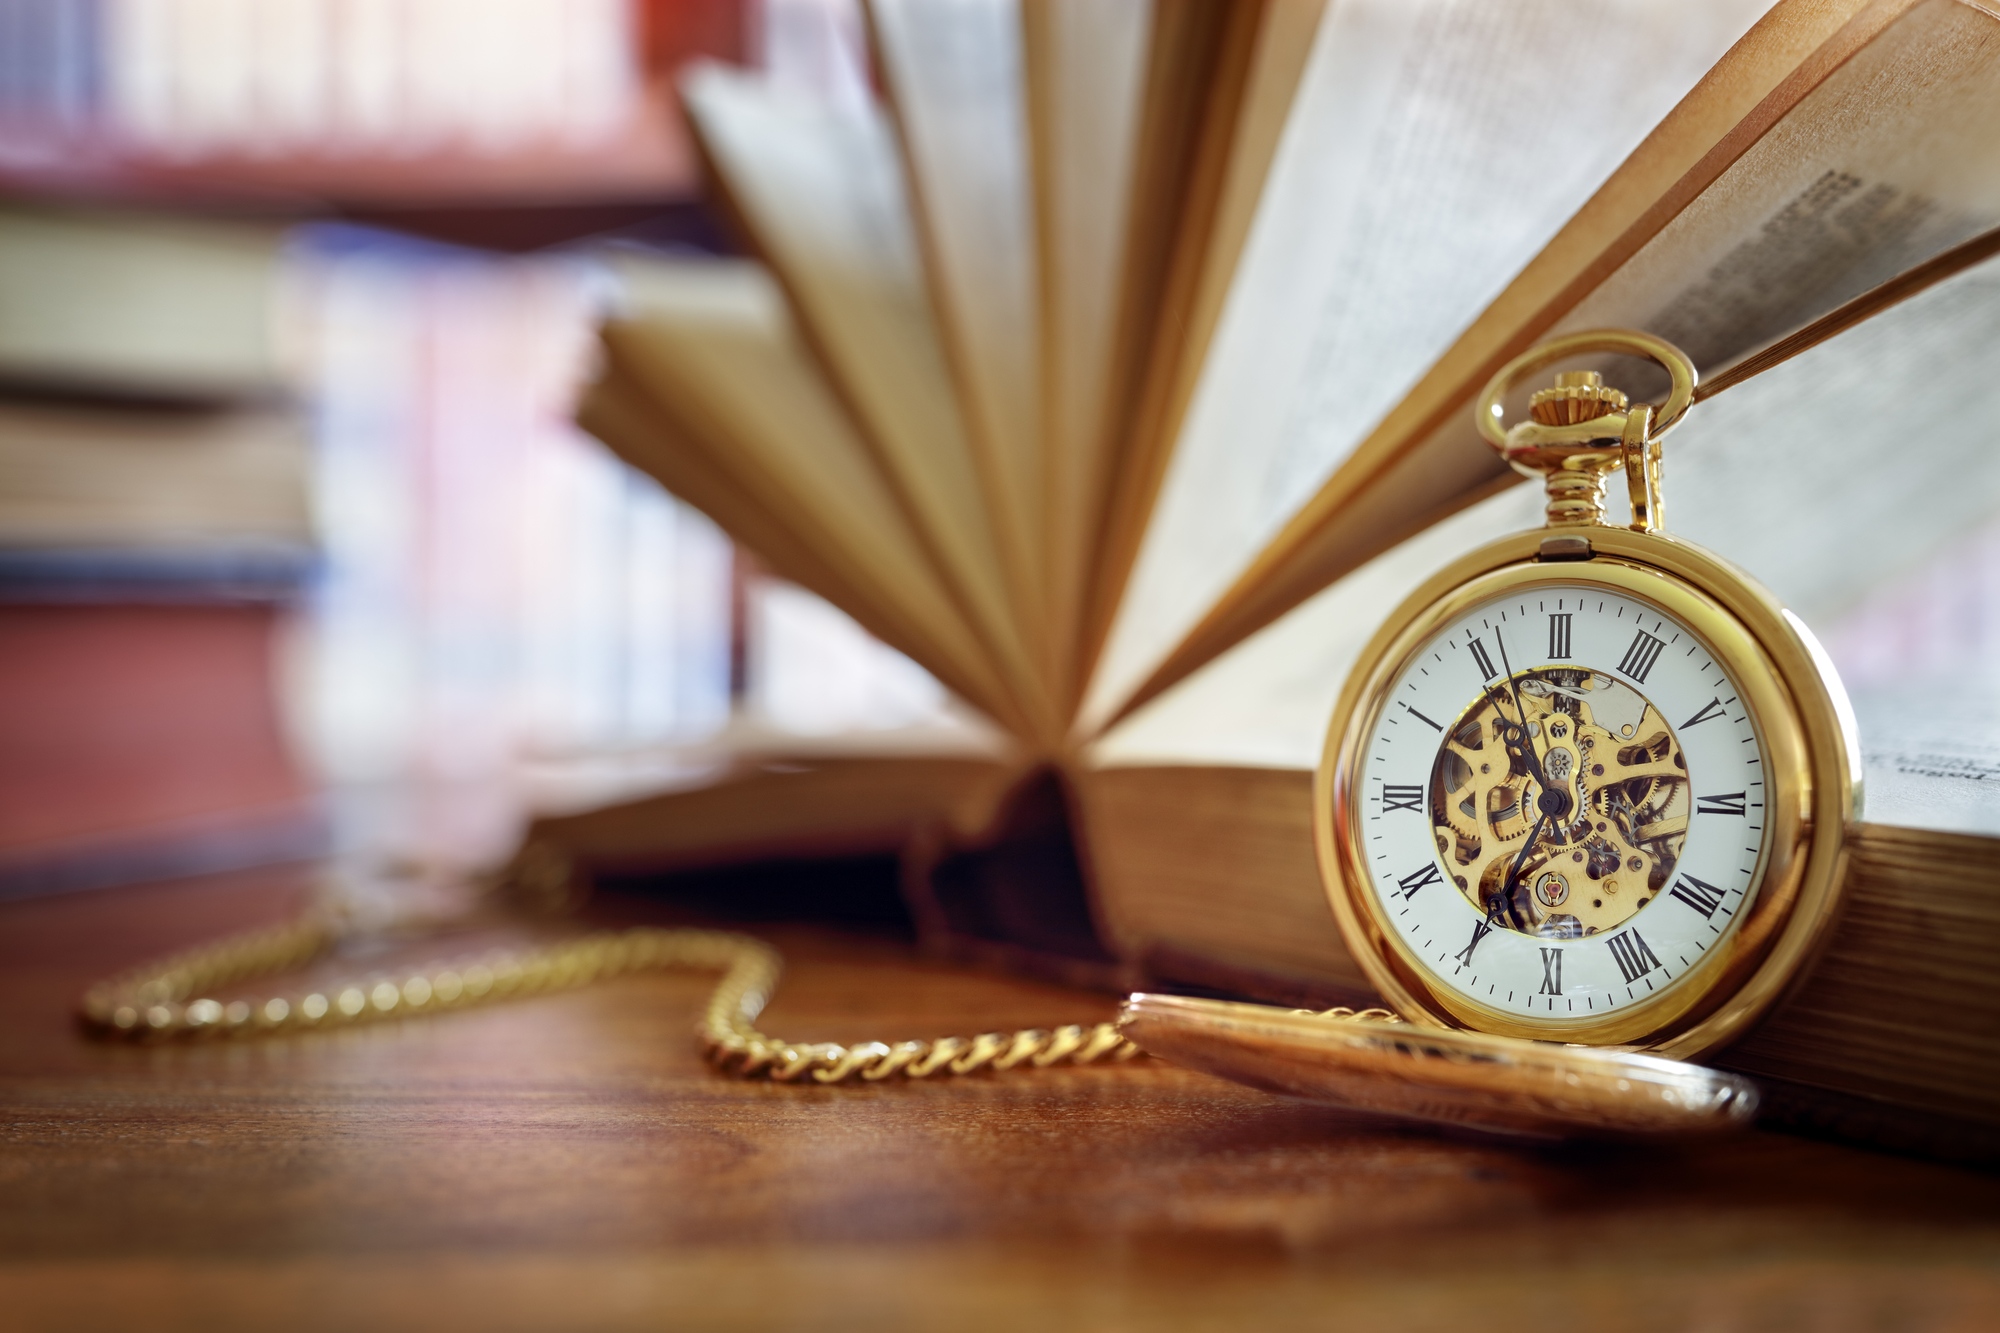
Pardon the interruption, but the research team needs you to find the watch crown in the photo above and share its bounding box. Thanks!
[1529,371,1629,426]
[1476,332,1696,534]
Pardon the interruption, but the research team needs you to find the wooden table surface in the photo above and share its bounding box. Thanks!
[3,867,1998,1332]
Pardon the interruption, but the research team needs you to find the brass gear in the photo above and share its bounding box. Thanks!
[1431,669,1687,937]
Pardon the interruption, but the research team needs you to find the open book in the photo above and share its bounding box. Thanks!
[554,0,2000,1158]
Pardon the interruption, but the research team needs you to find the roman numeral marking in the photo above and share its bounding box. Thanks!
[1404,703,1444,732]
[1696,792,1747,817]
[1607,929,1663,985]
[1380,784,1423,813]
[1467,636,1497,681]
[1397,862,1443,900]
[1538,948,1562,996]
[1669,874,1725,919]
[1547,613,1572,659]
[1617,630,1666,684]
[1681,696,1728,729]
[1453,921,1492,969]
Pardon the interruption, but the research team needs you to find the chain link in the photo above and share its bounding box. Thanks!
[77,914,1153,1083]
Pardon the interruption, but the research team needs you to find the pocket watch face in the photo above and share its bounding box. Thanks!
[1356,582,1767,1026]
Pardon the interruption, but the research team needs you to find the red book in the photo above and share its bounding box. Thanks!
[0,602,318,897]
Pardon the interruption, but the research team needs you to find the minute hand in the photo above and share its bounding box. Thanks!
[1491,629,1558,794]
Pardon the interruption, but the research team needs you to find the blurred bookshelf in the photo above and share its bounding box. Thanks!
[0,0,868,896]
[0,2,738,198]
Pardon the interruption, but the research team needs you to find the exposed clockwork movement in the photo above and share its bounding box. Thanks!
[1359,585,1767,1019]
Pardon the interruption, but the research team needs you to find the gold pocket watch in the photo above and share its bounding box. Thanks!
[1122,331,1860,1138]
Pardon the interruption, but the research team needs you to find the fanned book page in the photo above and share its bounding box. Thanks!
[869,0,1046,651]
[1120,0,2000,721]
[680,63,1051,738]
[1080,0,1774,733]
[1021,0,1154,702]
[1078,0,1326,706]
[1552,0,2000,363]
[586,257,1021,730]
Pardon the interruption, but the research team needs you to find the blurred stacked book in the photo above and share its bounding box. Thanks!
[0,207,320,896]
[538,0,2000,1159]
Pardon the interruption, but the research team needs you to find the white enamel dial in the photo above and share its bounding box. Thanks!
[1356,583,1769,1022]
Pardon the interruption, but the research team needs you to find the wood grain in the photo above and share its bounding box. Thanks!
[3,866,1998,1331]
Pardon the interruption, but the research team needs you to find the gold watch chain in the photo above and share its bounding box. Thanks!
[77,914,1159,1083]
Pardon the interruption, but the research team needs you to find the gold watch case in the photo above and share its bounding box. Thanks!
[1314,331,1861,1064]
[1313,524,1860,1062]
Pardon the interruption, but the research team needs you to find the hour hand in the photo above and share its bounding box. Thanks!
[1495,714,1563,811]
[1504,722,1548,785]
[1494,810,1550,930]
